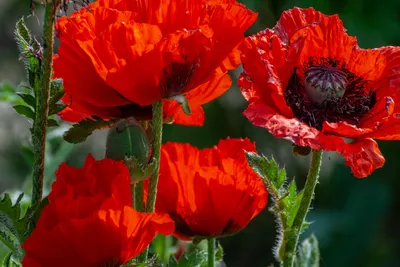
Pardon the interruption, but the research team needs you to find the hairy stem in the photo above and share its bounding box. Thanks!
[281,150,323,267]
[31,1,56,215]
[145,100,163,212]
[138,100,163,262]
[208,238,216,267]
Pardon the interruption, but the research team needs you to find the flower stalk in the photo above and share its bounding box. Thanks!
[31,1,57,213]
[281,150,323,267]
[138,100,163,262]
[208,238,216,267]
[145,100,163,212]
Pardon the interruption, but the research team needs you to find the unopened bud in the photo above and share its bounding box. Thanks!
[106,118,152,181]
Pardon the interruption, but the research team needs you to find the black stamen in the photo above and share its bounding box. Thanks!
[284,57,376,130]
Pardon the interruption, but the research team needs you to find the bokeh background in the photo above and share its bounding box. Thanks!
[1,0,400,266]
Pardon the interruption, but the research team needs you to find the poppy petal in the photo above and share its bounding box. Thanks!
[341,138,385,178]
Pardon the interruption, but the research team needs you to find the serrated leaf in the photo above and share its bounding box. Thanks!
[15,19,30,43]
[0,194,29,259]
[17,93,35,109]
[47,119,59,127]
[63,116,112,144]
[246,152,286,197]
[178,248,207,267]
[2,253,22,267]
[15,18,40,89]
[279,180,303,228]
[13,105,35,120]
[215,243,224,262]
[295,234,320,267]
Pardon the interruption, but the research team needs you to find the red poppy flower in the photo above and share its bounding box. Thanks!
[55,0,257,126]
[153,138,268,240]
[239,7,400,178]
[22,155,174,267]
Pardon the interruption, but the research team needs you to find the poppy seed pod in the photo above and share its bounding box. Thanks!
[106,118,152,179]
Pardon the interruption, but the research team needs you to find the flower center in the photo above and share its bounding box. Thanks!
[304,65,347,104]
[162,62,196,98]
[284,57,376,130]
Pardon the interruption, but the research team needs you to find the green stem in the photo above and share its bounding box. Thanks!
[134,181,145,212]
[31,1,56,214]
[281,150,323,267]
[145,100,163,212]
[138,100,163,262]
[208,238,216,267]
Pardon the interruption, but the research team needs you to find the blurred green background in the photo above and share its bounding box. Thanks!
[1,0,400,266]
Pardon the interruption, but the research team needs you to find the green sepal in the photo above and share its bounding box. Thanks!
[172,95,192,115]
[63,116,114,144]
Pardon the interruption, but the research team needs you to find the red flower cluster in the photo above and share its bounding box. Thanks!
[239,7,400,177]
[153,138,268,240]
[22,155,174,267]
[56,0,257,126]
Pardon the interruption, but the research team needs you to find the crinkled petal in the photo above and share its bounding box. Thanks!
[290,13,357,65]
[273,7,326,44]
[341,138,385,178]
[239,35,293,117]
[243,102,318,147]
[155,139,267,239]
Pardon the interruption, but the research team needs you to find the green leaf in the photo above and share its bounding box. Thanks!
[2,253,22,267]
[278,180,303,228]
[15,18,40,89]
[17,93,35,109]
[0,194,29,259]
[215,243,224,262]
[295,234,320,267]
[13,105,35,120]
[47,119,59,128]
[63,116,113,144]
[49,79,65,112]
[15,18,31,52]
[246,152,286,197]
[50,79,63,96]
[178,248,207,267]
[48,103,66,116]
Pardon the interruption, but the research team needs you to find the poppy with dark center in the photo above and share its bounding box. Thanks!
[22,155,174,267]
[239,7,400,178]
[55,0,257,126]
[150,138,268,240]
